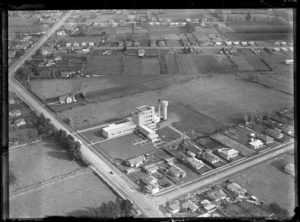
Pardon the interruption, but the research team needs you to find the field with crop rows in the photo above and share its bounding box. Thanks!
[230,56,255,71]
[84,55,123,75]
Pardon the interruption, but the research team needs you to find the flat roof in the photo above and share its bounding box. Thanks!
[137,105,152,112]
[103,120,136,131]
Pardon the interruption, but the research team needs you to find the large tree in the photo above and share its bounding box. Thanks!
[245,12,252,21]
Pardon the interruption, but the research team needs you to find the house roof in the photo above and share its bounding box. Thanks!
[202,150,219,162]
[209,189,226,200]
[285,164,294,171]
[168,201,180,211]
[218,148,238,156]
[265,129,283,138]
[143,163,159,172]
[181,201,198,211]
[256,133,273,141]
[249,139,263,147]
[127,155,145,165]
[227,183,247,194]
[169,165,185,175]
[186,157,204,169]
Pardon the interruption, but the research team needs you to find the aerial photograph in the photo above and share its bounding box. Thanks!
[8,9,295,219]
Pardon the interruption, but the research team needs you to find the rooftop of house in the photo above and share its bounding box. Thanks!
[285,164,294,171]
[249,139,263,146]
[209,189,226,200]
[227,183,247,194]
[127,155,145,165]
[202,150,219,162]
[218,148,238,155]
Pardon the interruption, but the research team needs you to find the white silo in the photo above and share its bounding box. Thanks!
[161,100,168,120]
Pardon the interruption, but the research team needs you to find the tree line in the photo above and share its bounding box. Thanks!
[37,113,82,160]
[69,199,134,218]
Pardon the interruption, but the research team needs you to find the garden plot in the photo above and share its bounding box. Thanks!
[166,40,181,47]
[123,56,142,76]
[210,133,256,157]
[84,55,123,75]
[194,137,224,152]
[192,55,227,74]
[176,55,199,75]
[240,49,272,71]
[141,58,161,76]
[230,56,255,71]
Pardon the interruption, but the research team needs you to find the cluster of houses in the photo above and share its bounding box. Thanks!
[166,181,258,216]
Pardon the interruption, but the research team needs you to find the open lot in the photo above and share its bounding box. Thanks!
[224,33,293,41]
[240,49,272,71]
[156,126,182,143]
[10,170,117,218]
[229,152,295,217]
[192,55,228,74]
[94,133,157,160]
[9,17,48,34]
[9,140,85,192]
[30,78,119,99]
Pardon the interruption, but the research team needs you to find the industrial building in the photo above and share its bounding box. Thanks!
[102,100,169,142]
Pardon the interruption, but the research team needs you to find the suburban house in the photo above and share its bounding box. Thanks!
[209,189,227,202]
[73,42,80,47]
[9,109,22,117]
[200,149,220,164]
[66,43,71,47]
[82,48,90,53]
[280,125,294,136]
[9,97,15,105]
[89,42,95,47]
[81,42,87,47]
[144,183,160,194]
[265,129,283,139]
[217,148,239,160]
[256,133,274,144]
[15,118,26,127]
[187,151,196,158]
[9,51,16,58]
[41,46,55,56]
[168,165,186,178]
[167,200,181,214]
[60,71,70,78]
[143,163,159,175]
[155,150,175,165]
[227,183,247,196]
[201,199,217,213]
[126,155,146,168]
[181,200,199,212]
[186,157,204,169]
[249,139,264,149]
[285,164,294,176]
[59,95,75,104]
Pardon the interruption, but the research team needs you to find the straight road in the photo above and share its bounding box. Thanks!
[154,142,294,205]
[8,10,73,75]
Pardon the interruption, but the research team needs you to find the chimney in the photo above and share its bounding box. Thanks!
[158,99,161,120]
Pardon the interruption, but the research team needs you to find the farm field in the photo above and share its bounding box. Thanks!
[94,133,157,160]
[192,55,228,74]
[165,54,199,75]
[230,56,255,71]
[9,140,85,193]
[9,17,48,34]
[84,55,123,75]
[58,74,293,130]
[148,26,186,35]
[240,49,272,71]
[141,58,161,76]
[224,33,293,41]
[170,103,225,138]
[162,74,294,126]
[229,152,295,217]
[9,170,117,218]
[123,56,142,76]
[30,78,119,99]
[227,23,293,34]
[210,133,256,157]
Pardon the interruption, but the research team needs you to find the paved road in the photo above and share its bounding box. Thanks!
[8,12,294,217]
[8,10,73,74]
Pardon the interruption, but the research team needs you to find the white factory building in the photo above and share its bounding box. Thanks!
[102,100,168,142]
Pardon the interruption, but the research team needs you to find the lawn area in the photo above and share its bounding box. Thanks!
[9,140,85,192]
[230,154,295,217]
[30,78,118,99]
[9,17,48,34]
[156,126,182,142]
[94,133,157,160]
[9,170,117,218]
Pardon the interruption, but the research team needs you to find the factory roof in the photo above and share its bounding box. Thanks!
[103,120,136,131]
[137,105,152,112]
